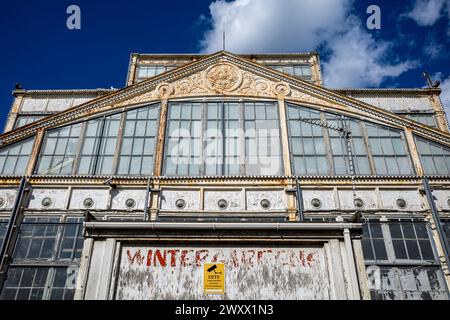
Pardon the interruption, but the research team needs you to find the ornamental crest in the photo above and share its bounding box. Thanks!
[205,63,242,93]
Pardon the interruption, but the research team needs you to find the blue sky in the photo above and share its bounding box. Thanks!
[0,0,449,130]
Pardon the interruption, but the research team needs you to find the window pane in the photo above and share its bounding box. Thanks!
[0,138,35,175]
[117,104,160,175]
[415,136,450,175]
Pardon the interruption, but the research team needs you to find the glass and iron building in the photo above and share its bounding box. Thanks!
[0,51,449,300]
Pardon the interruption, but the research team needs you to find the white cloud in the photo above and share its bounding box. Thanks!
[200,0,351,53]
[423,35,446,60]
[199,0,417,88]
[323,23,418,87]
[404,0,446,26]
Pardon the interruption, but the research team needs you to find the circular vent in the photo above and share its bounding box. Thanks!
[311,198,321,209]
[396,198,407,209]
[354,198,364,208]
[217,199,228,210]
[175,199,186,209]
[83,198,94,208]
[260,199,271,209]
[41,197,52,208]
[125,198,136,209]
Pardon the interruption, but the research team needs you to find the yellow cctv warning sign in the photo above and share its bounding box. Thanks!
[203,263,225,294]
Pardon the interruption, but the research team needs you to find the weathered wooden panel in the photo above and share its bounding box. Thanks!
[379,189,423,211]
[338,190,378,210]
[115,244,330,300]
[28,188,68,209]
[204,190,243,211]
[160,189,201,211]
[246,189,287,211]
[0,188,18,211]
[366,265,448,300]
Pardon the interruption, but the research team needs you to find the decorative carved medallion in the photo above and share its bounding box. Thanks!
[156,82,174,99]
[205,63,242,93]
[272,82,291,98]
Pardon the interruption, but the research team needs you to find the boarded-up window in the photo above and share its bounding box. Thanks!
[362,220,446,300]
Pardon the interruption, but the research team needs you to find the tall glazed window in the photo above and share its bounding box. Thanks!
[37,124,81,175]
[36,103,160,176]
[117,105,160,175]
[77,115,120,175]
[365,123,412,175]
[287,106,327,175]
[0,216,84,300]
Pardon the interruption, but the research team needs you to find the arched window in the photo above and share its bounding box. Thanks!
[286,103,414,176]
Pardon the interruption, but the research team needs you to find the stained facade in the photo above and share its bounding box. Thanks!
[0,51,449,300]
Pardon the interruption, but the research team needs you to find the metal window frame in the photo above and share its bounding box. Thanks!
[1,214,83,300]
[0,137,35,175]
[363,220,440,265]
[162,100,284,177]
[415,136,450,175]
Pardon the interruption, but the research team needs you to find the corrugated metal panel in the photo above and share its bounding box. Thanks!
[116,244,330,300]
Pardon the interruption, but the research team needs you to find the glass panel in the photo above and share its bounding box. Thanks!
[287,105,329,175]
[0,138,35,175]
[0,266,77,301]
[37,123,82,175]
[366,123,413,175]
[267,64,312,80]
[14,116,44,129]
[164,101,281,176]
[415,136,450,175]
[117,104,160,175]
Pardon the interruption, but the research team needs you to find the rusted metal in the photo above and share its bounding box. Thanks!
[0,177,27,289]
[294,177,304,221]
[143,176,152,221]
[423,178,450,274]
[153,99,168,175]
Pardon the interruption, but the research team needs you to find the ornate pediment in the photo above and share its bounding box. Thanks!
[1,51,449,147]
[117,60,332,108]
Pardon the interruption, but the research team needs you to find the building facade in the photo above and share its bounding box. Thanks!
[0,51,449,300]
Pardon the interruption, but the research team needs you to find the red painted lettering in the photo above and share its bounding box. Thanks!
[195,249,209,266]
[181,250,193,267]
[127,249,145,265]
[154,250,167,267]
[146,250,153,267]
[167,250,179,267]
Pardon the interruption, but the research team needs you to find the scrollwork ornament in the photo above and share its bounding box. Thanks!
[272,82,291,98]
[205,63,242,93]
[156,83,174,99]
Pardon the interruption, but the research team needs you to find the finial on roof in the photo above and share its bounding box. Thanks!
[15,82,23,90]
